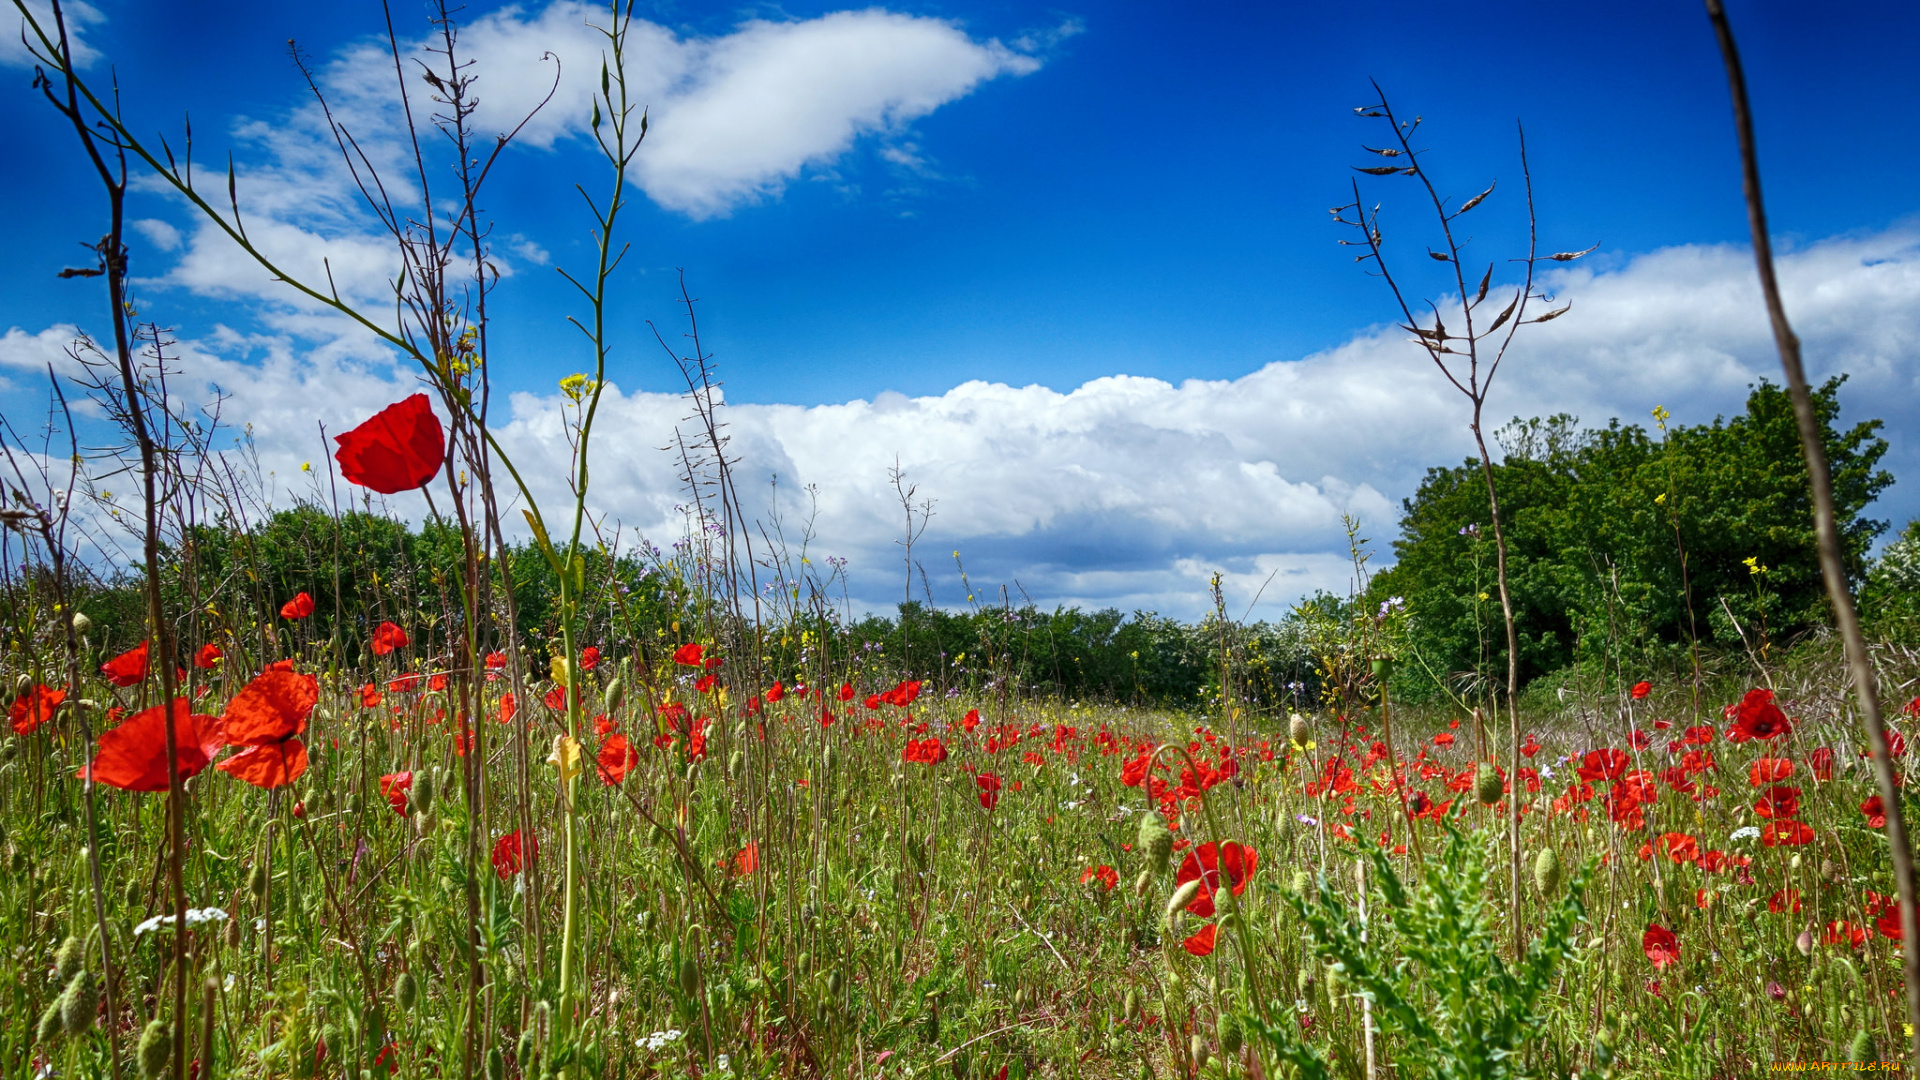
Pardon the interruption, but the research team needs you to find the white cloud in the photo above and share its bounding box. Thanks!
[2,0,102,70]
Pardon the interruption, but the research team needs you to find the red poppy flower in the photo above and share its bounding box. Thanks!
[333,394,444,494]
[388,673,422,694]
[1753,786,1801,820]
[1749,757,1794,786]
[730,843,759,876]
[1432,731,1455,747]
[1825,920,1868,948]
[975,772,1003,809]
[216,667,318,789]
[358,683,383,709]
[485,651,507,670]
[580,646,600,672]
[1726,688,1793,742]
[1658,832,1700,864]
[596,735,639,784]
[371,622,409,656]
[694,674,718,694]
[193,643,223,670]
[1182,923,1218,957]
[1878,903,1906,942]
[9,684,65,735]
[765,681,785,703]
[1641,923,1680,970]
[280,592,315,620]
[498,693,516,724]
[672,643,705,666]
[543,685,569,711]
[1081,864,1118,891]
[837,683,854,702]
[1175,842,1259,917]
[82,699,221,791]
[1631,681,1652,700]
[491,830,535,878]
[1681,725,1716,746]
[1629,730,1652,751]
[1768,888,1802,914]
[903,737,948,765]
[1761,820,1815,847]
[1862,795,1888,829]
[379,772,412,815]
[101,641,151,687]
[1577,749,1629,783]
[1520,734,1541,758]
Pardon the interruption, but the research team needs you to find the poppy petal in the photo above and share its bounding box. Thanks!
[82,700,215,791]
[333,394,445,494]
[1182,923,1219,956]
[222,669,319,745]
[217,739,309,789]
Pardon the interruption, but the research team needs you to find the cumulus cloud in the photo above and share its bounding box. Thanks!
[15,225,1910,621]
[2,0,102,70]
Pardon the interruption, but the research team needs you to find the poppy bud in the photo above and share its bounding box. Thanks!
[1796,929,1813,957]
[486,1047,505,1080]
[1167,879,1204,921]
[1123,988,1140,1023]
[516,1030,537,1069]
[248,863,269,898]
[72,612,91,634]
[1190,1035,1209,1070]
[1290,869,1312,896]
[395,971,419,1011]
[1534,847,1561,897]
[60,972,97,1034]
[1790,853,1801,870]
[603,677,625,713]
[1137,812,1174,875]
[827,969,844,997]
[414,812,437,836]
[1821,859,1841,884]
[1851,1029,1876,1062]
[37,1000,63,1043]
[292,801,306,820]
[823,747,838,774]
[1219,1011,1243,1056]
[1325,964,1344,999]
[1134,869,1152,897]
[1473,762,1502,806]
[54,935,84,985]
[1592,1028,1614,1068]
[139,1020,172,1077]
[225,918,242,950]
[1289,713,1310,746]
[412,769,438,816]
[14,674,30,696]
[678,957,700,996]
[728,750,744,780]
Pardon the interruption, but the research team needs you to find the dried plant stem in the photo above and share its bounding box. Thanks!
[1702,0,1920,1063]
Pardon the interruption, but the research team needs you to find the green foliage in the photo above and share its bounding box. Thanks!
[1863,515,1920,641]
[1371,378,1891,700]
[1254,831,1591,1080]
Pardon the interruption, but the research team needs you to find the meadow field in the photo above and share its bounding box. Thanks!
[8,0,1920,1077]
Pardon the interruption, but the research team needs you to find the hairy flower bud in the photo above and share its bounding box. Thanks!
[60,971,97,1034]
[395,971,419,1012]
[1289,713,1310,747]
[54,935,85,985]
[1167,879,1204,921]
[678,957,700,996]
[1190,1034,1209,1070]
[486,1046,505,1080]
[138,1019,172,1077]
[248,862,270,898]
[603,677,625,713]
[1534,847,1562,896]
[411,769,438,817]
[71,611,92,635]
[1137,812,1174,876]
[1475,762,1503,806]
[37,1000,63,1043]
[1851,1029,1876,1062]
[1219,1011,1244,1056]
[1123,988,1141,1023]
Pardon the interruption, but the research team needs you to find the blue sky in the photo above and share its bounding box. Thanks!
[3,0,1918,618]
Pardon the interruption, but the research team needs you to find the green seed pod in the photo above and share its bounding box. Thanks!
[1190,1034,1209,1070]
[1289,713,1310,746]
[486,1047,505,1080]
[796,950,811,977]
[60,971,97,1034]
[1167,879,1203,920]
[1123,988,1140,1023]
[411,769,438,816]
[515,1030,537,1069]
[728,750,745,780]
[827,969,844,997]
[1534,846,1562,897]
[678,957,700,996]
[37,1000,63,1043]
[1137,812,1174,875]
[72,611,92,634]
[1850,1029,1876,1062]
[248,862,270,898]
[138,1019,172,1077]
[603,677,625,714]
[414,811,438,836]
[1325,964,1344,999]
[1219,1011,1244,1056]
[1133,869,1151,897]
[395,971,419,1011]
[54,934,85,985]
[1475,762,1503,806]
[1290,869,1312,896]
[13,674,30,696]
